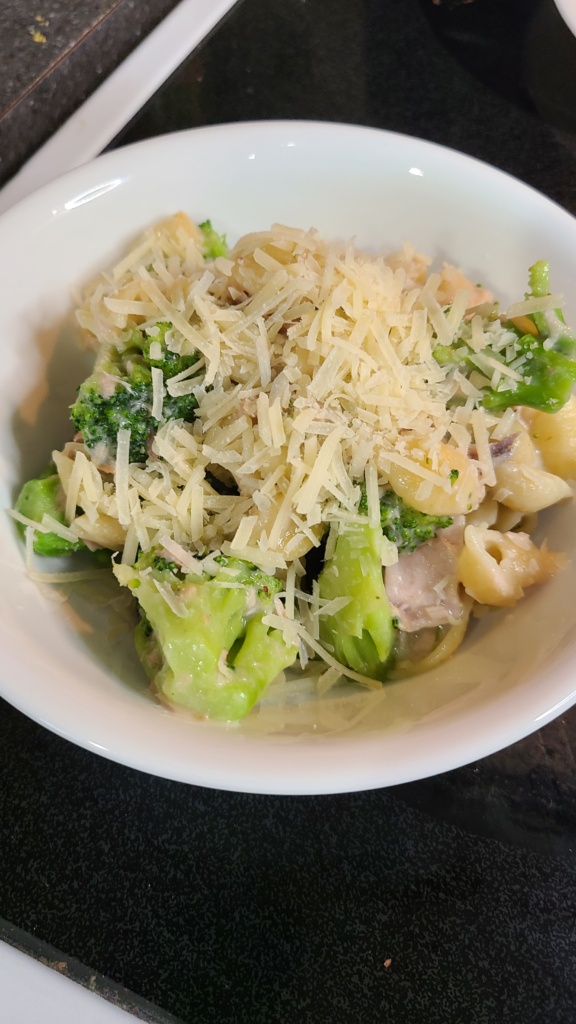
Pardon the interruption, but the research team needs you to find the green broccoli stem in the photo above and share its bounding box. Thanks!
[318,522,394,680]
[482,341,576,414]
[528,259,567,340]
[529,259,551,300]
[115,556,299,721]
[137,582,251,717]
[14,471,85,556]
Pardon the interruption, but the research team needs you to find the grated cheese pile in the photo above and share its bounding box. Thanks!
[55,211,544,583]
[12,211,573,713]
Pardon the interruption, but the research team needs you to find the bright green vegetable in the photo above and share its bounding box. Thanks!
[481,338,576,414]
[431,343,472,367]
[134,321,201,379]
[433,261,576,415]
[199,219,228,259]
[359,488,452,553]
[318,522,394,680]
[14,468,86,556]
[484,261,576,414]
[70,324,201,464]
[528,259,565,339]
[114,551,299,720]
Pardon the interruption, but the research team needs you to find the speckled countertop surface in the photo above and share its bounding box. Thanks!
[2,1,576,1022]
[0,0,182,187]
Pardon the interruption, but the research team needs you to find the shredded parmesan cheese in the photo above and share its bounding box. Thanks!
[151,366,164,421]
[115,428,131,527]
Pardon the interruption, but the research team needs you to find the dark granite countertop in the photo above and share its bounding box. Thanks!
[0,0,182,188]
[2,1,576,1022]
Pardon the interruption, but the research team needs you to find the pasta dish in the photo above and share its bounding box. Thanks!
[12,215,576,720]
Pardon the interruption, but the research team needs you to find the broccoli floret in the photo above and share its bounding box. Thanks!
[482,337,576,415]
[433,262,576,415]
[70,330,200,464]
[14,468,86,556]
[483,261,576,414]
[526,260,571,344]
[114,551,299,721]
[199,220,228,260]
[318,522,394,680]
[71,369,152,464]
[134,322,200,379]
[359,488,452,553]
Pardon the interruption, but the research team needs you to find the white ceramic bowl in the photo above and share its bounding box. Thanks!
[555,0,576,36]
[1,121,576,794]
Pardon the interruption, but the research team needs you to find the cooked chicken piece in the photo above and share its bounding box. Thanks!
[385,520,466,632]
